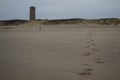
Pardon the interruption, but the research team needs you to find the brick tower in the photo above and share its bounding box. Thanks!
[30,6,36,20]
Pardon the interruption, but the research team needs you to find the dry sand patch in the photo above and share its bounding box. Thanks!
[0,24,120,80]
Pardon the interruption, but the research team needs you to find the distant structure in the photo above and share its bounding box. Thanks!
[30,6,36,21]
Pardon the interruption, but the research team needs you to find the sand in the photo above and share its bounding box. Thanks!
[0,24,120,80]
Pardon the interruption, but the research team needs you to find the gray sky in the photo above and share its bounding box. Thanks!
[0,0,120,20]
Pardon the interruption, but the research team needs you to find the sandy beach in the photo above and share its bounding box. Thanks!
[0,24,120,80]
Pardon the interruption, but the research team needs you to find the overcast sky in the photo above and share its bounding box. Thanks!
[0,0,120,20]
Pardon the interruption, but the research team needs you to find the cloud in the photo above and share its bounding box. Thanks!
[0,0,120,20]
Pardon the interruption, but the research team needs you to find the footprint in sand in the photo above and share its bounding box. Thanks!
[85,45,91,48]
[92,48,100,52]
[93,58,105,64]
[95,60,105,64]
[86,33,91,36]
[76,68,93,77]
[63,67,93,77]
[91,43,96,46]
[86,41,91,44]
[82,52,91,56]
[86,39,94,44]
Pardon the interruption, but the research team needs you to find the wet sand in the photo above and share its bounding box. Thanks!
[0,24,120,80]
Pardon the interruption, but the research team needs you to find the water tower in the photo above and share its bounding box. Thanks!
[30,6,36,20]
